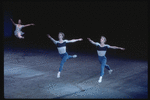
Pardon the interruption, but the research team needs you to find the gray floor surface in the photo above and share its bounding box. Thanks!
[4,47,148,99]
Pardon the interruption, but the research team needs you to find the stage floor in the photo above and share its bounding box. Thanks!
[4,43,148,99]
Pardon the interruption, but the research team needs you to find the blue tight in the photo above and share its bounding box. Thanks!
[98,56,111,76]
[59,52,73,72]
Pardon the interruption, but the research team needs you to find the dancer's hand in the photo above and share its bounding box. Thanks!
[78,38,83,41]
[47,34,51,38]
[31,23,35,26]
[120,48,125,50]
[10,18,13,22]
[87,38,91,41]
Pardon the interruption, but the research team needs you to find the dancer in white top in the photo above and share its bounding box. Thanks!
[87,36,125,83]
[10,18,34,39]
[47,32,83,78]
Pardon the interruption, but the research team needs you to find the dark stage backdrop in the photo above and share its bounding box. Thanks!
[2,0,148,60]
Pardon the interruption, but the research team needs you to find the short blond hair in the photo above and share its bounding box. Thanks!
[59,32,65,39]
[101,36,107,43]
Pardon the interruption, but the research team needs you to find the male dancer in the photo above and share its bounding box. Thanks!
[87,36,125,83]
[47,32,83,78]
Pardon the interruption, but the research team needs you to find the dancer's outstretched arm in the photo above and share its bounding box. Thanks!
[47,34,57,44]
[23,23,34,27]
[87,38,97,45]
[109,45,125,50]
[10,18,16,25]
[66,38,83,43]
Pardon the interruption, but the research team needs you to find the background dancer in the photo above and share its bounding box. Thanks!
[10,18,34,39]
[47,32,83,78]
[87,36,125,83]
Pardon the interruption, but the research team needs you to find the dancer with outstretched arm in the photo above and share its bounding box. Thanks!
[47,32,83,78]
[10,18,34,39]
[87,36,125,83]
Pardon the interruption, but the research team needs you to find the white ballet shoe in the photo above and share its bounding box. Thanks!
[73,55,77,58]
[98,76,102,83]
[57,72,60,78]
[108,69,113,74]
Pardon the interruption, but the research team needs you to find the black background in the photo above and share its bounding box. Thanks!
[2,0,148,60]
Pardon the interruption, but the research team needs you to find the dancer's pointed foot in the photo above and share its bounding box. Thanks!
[108,69,113,74]
[98,76,102,83]
[57,71,60,78]
[73,55,77,58]
[18,36,24,39]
